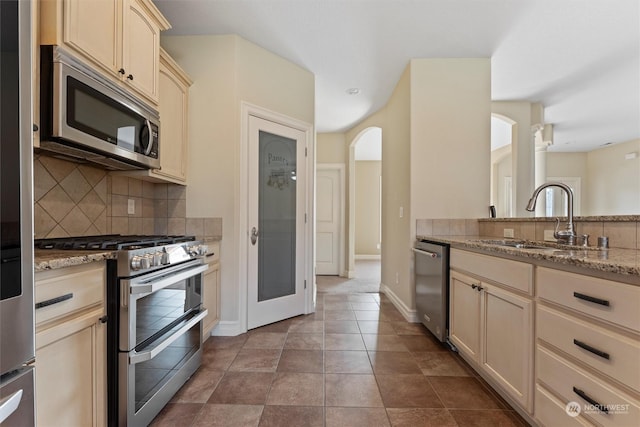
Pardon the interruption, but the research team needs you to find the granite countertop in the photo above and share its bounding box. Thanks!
[34,249,118,272]
[417,235,640,279]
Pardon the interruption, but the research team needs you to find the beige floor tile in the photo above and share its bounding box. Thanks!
[266,372,325,406]
[427,377,503,409]
[325,407,390,427]
[192,404,263,427]
[386,408,457,427]
[228,348,281,372]
[259,406,324,427]
[325,333,366,350]
[368,351,422,374]
[243,332,287,349]
[376,374,443,408]
[325,320,360,334]
[325,351,373,374]
[150,402,203,427]
[208,372,275,405]
[325,374,383,407]
[171,368,224,403]
[449,409,527,426]
[277,349,324,373]
[362,334,409,352]
[413,351,470,376]
[284,333,324,350]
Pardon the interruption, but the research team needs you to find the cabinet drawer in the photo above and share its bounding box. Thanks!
[450,249,533,294]
[537,346,640,427]
[537,305,640,392]
[537,267,640,333]
[535,385,594,427]
[35,263,105,326]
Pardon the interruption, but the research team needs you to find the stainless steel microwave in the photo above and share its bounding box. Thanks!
[39,45,160,170]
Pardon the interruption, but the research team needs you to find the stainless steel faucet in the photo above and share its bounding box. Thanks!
[525,182,577,245]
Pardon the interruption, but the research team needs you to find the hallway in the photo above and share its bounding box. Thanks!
[316,260,381,293]
[150,292,526,426]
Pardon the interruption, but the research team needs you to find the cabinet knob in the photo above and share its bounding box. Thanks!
[99,316,108,324]
[127,74,134,81]
[118,68,125,75]
[471,284,477,289]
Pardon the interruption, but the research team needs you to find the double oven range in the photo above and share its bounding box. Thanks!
[35,235,209,427]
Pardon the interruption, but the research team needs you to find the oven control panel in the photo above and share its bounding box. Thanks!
[121,242,208,275]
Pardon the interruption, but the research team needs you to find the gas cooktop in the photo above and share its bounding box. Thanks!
[34,234,196,251]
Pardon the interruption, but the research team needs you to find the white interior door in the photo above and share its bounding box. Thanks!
[316,166,342,275]
[247,115,307,329]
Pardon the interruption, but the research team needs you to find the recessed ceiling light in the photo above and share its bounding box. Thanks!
[346,88,360,95]
[601,142,614,146]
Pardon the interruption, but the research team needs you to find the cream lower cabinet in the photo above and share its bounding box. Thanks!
[534,267,640,427]
[202,241,221,339]
[34,262,107,427]
[450,249,534,414]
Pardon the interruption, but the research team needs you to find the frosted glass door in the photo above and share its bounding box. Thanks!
[258,131,296,301]
[247,115,307,329]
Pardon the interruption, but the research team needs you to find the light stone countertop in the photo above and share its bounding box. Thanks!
[417,235,640,281]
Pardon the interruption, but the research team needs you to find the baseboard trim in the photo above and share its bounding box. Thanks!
[380,283,418,323]
[210,320,244,337]
[355,254,381,260]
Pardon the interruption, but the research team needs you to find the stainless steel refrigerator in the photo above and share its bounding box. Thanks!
[0,0,35,425]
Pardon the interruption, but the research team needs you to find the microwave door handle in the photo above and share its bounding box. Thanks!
[143,119,153,155]
[125,264,209,295]
[129,309,208,364]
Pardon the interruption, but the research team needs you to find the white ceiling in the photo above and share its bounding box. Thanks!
[153,0,639,153]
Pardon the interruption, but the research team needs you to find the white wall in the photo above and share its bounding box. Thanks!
[161,34,314,334]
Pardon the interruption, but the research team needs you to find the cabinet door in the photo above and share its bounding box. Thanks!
[36,309,106,427]
[449,271,481,362]
[482,284,533,412]
[155,57,189,181]
[63,0,120,76]
[122,0,160,103]
[203,263,220,339]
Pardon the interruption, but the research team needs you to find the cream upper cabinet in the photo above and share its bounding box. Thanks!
[40,0,170,106]
[450,249,534,413]
[113,48,192,184]
[34,262,107,427]
[154,48,192,183]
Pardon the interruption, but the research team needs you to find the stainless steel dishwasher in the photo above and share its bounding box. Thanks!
[413,239,449,342]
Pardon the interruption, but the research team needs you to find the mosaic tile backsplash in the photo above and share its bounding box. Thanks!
[34,155,221,240]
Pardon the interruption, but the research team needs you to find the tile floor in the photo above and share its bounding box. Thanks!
[151,292,529,426]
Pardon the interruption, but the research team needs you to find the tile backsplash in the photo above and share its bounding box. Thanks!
[34,155,221,240]
[415,216,639,250]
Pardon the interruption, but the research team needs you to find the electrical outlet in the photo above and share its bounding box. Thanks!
[544,230,555,241]
[395,272,399,284]
[127,199,135,215]
[399,206,404,218]
[503,228,514,238]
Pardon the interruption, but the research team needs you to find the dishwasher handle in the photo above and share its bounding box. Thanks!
[412,247,439,258]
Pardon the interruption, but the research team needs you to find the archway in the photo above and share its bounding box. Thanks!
[348,127,382,280]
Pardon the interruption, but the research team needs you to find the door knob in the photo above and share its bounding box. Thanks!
[251,227,259,245]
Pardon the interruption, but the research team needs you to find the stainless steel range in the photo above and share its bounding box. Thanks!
[35,235,209,427]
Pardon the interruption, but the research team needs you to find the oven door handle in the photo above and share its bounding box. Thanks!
[126,264,209,295]
[129,309,208,365]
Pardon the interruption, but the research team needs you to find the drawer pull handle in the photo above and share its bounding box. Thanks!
[35,293,73,309]
[573,292,610,307]
[573,387,609,414]
[573,339,610,360]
